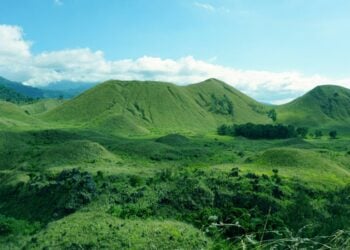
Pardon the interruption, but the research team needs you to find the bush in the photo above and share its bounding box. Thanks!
[314,129,323,138]
[53,169,97,214]
[163,177,214,211]
[329,130,337,139]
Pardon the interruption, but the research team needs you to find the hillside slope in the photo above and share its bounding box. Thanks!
[277,85,350,130]
[0,101,42,129]
[43,79,272,135]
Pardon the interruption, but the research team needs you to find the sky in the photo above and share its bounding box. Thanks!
[1,0,350,103]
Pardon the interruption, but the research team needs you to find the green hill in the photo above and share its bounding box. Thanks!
[43,79,271,135]
[20,99,65,115]
[277,85,350,131]
[2,78,350,135]
[24,211,211,249]
[0,101,41,129]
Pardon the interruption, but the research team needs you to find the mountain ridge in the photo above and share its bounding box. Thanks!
[43,79,272,135]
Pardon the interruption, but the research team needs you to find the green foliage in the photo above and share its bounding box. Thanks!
[314,129,323,138]
[0,214,39,236]
[219,123,297,139]
[0,169,97,221]
[155,133,189,146]
[296,126,309,138]
[329,130,338,139]
[209,94,234,115]
[267,109,277,122]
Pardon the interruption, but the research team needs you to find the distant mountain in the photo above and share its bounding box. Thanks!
[44,79,272,135]
[0,76,44,98]
[2,76,349,135]
[40,81,97,98]
[41,81,97,92]
[0,85,33,103]
[0,76,96,99]
[277,85,350,129]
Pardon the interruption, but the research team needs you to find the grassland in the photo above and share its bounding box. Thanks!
[0,79,349,249]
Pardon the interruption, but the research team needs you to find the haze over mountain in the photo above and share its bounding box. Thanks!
[0,85,32,103]
[0,76,93,100]
[0,76,44,98]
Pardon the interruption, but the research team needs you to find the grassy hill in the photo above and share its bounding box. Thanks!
[24,211,211,249]
[277,85,350,132]
[20,99,64,115]
[43,79,272,135]
[0,101,42,129]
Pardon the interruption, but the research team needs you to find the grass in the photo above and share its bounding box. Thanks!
[21,211,211,250]
[20,99,64,115]
[277,85,350,132]
[42,79,272,135]
[0,79,350,249]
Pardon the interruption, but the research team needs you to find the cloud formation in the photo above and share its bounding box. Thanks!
[0,24,350,104]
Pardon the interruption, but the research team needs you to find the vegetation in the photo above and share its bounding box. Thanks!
[267,108,277,122]
[218,123,297,139]
[0,85,34,104]
[0,78,349,249]
[330,130,338,139]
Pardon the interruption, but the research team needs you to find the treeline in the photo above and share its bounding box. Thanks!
[218,123,338,139]
[0,85,35,104]
[218,123,305,139]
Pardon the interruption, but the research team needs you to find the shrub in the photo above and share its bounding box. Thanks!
[53,169,97,214]
[314,130,323,138]
[329,130,337,139]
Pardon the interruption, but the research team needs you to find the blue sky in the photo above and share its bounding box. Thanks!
[1,0,350,103]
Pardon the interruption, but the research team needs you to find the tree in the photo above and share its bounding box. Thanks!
[218,123,298,139]
[217,124,227,135]
[267,109,277,122]
[314,130,323,139]
[217,124,234,136]
[296,127,308,138]
[329,130,337,139]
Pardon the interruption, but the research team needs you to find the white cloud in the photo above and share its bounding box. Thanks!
[1,24,350,104]
[194,2,215,12]
[0,25,31,59]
